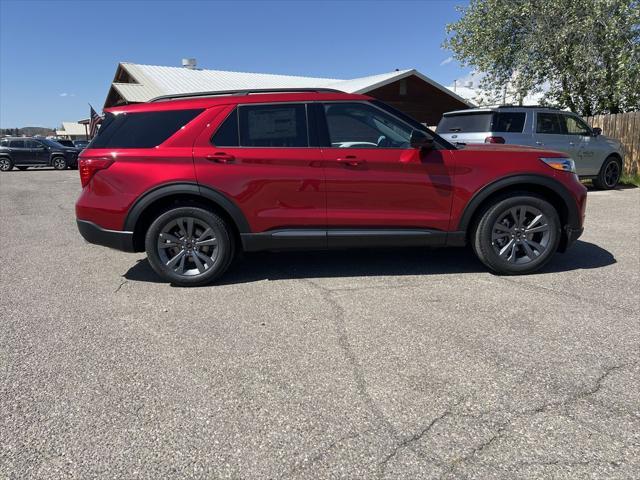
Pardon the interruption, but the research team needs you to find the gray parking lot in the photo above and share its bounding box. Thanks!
[1,169,639,479]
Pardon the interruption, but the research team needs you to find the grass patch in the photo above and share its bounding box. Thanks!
[620,174,640,187]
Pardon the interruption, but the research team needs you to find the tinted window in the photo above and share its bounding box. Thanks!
[211,108,239,146]
[239,104,308,147]
[9,140,26,148]
[25,140,39,148]
[536,113,563,134]
[492,112,525,132]
[436,113,492,133]
[562,115,591,135]
[89,109,203,148]
[0,139,8,147]
[324,102,412,148]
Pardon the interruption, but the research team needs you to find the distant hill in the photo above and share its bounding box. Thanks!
[1,127,55,137]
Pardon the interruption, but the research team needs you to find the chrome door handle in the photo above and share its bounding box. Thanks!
[535,141,543,145]
[569,142,575,146]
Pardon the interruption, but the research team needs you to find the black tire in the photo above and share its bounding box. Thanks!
[52,156,67,170]
[593,155,621,190]
[17,166,28,171]
[145,206,235,286]
[0,157,13,171]
[51,156,68,170]
[472,195,561,275]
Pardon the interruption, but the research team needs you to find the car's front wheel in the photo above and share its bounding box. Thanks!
[473,195,561,275]
[145,206,235,286]
[52,156,68,170]
[593,155,621,190]
[0,157,13,171]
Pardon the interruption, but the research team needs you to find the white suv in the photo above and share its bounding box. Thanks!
[436,106,624,189]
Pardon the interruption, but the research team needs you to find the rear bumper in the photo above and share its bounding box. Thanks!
[77,219,135,252]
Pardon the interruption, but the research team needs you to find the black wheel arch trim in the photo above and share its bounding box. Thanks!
[123,182,251,234]
[457,174,581,232]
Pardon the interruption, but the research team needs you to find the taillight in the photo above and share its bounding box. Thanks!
[484,136,506,144]
[79,157,114,187]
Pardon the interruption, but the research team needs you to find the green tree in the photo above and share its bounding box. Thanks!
[444,0,640,115]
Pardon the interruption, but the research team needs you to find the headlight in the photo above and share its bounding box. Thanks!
[540,157,576,173]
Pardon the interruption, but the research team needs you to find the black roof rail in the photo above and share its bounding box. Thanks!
[496,105,559,110]
[149,88,345,103]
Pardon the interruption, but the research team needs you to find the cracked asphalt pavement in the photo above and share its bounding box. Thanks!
[1,170,639,479]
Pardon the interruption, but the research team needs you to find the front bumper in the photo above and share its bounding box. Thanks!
[77,219,135,252]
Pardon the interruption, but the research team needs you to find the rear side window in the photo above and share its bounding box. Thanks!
[211,109,239,146]
[89,109,203,148]
[238,104,308,147]
[492,112,525,132]
[436,113,492,133]
[9,140,26,148]
[536,113,563,134]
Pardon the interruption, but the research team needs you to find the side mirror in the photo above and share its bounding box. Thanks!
[592,127,602,136]
[410,130,433,149]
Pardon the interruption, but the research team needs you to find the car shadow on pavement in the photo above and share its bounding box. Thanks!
[123,240,615,287]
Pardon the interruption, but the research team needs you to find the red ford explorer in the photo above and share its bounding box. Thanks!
[76,89,587,286]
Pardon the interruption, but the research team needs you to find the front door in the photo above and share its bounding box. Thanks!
[25,140,45,164]
[534,112,584,171]
[559,113,602,176]
[193,103,326,234]
[319,102,455,240]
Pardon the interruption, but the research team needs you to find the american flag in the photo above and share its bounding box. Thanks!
[89,105,102,138]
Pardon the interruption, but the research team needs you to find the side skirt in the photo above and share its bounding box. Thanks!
[241,229,464,252]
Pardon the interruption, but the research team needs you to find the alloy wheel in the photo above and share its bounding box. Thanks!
[0,158,10,171]
[156,217,219,277]
[491,205,551,265]
[604,161,620,188]
[53,157,67,170]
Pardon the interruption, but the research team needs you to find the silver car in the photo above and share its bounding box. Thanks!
[436,106,624,189]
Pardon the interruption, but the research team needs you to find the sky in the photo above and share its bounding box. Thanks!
[0,0,471,128]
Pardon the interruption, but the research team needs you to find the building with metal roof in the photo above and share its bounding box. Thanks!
[104,62,473,125]
[55,122,88,140]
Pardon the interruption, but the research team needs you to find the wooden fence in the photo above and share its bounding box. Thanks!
[584,111,640,175]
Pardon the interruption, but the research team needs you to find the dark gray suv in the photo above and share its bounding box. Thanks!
[0,137,79,171]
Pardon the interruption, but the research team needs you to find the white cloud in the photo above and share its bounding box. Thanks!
[59,93,68,97]
[439,56,454,66]
[59,93,75,97]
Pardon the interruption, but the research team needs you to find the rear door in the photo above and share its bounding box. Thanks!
[193,103,326,233]
[319,101,455,237]
[8,139,29,164]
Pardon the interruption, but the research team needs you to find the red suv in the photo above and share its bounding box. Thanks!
[76,89,587,286]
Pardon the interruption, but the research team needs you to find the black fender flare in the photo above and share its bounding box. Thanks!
[457,174,581,231]
[123,182,251,233]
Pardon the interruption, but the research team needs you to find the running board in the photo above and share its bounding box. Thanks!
[241,229,454,252]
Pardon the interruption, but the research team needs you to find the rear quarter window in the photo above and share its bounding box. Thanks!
[89,109,203,148]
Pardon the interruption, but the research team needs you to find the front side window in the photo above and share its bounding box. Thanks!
[324,102,412,148]
[536,113,563,134]
[25,140,41,148]
[562,115,591,135]
[238,104,308,147]
[89,109,204,148]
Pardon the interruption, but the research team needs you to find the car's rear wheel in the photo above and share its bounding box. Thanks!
[593,155,621,190]
[145,206,234,286]
[0,158,13,171]
[473,195,561,275]
[52,156,68,170]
